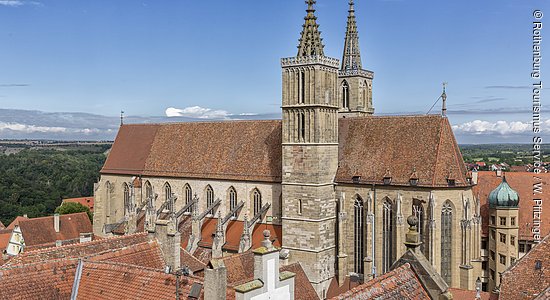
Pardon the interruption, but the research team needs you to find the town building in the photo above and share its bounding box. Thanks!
[92,1,483,297]
[62,196,95,212]
[473,171,550,293]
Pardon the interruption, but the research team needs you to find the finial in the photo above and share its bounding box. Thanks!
[120,110,124,126]
[261,229,273,250]
[404,214,422,250]
[306,0,316,10]
[349,0,355,12]
[441,82,447,117]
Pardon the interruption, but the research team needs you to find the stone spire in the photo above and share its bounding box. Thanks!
[341,0,362,71]
[297,0,325,57]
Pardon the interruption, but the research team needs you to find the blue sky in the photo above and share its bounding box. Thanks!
[0,0,548,143]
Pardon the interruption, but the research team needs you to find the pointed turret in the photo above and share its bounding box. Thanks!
[341,0,362,71]
[338,0,374,117]
[297,0,325,57]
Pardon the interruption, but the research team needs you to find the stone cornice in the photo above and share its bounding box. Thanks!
[281,56,340,68]
[338,69,374,79]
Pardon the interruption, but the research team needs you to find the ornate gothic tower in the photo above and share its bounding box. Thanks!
[338,0,374,117]
[281,0,339,297]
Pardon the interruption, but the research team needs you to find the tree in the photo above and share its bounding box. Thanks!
[55,202,93,222]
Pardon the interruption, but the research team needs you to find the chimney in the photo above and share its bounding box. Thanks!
[472,169,479,185]
[204,259,227,300]
[54,213,60,233]
[496,168,503,177]
[154,216,181,271]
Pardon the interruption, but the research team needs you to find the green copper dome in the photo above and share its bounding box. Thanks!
[488,177,519,208]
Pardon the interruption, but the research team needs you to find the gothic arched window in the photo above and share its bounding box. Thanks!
[184,184,192,213]
[363,80,369,108]
[206,185,215,210]
[164,182,173,212]
[413,199,425,254]
[342,81,350,110]
[228,187,237,218]
[299,70,306,104]
[123,183,130,212]
[253,189,262,216]
[354,196,365,274]
[382,198,394,273]
[105,181,112,221]
[145,181,153,200]
[299,112,306,142]
[441,201,453,285]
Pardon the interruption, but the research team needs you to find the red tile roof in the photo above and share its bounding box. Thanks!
[102,116,466,188]
[75,261,205,300]
[6,216,28,230]
[337,115,469,187]
[280,263,320,300]
[62,197,94,212]
[0,221,4,230]
[329,263,430,299]
[219,251,318,300]
[180,247,206,274]
[473,171,550,240]
[102,121,283,182]
[2,232,150,268]
[16,212,92,247]
[224,220,245,251]
[500,233,550,300]
[0,259,77,299]
[448,288,498,300]
[0,229,12,252]
[88,241,165,270]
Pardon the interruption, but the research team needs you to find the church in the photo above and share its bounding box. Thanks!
[93,1,483,298]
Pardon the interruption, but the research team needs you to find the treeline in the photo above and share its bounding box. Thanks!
[0,147,107,225]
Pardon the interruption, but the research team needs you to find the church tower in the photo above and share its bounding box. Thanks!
[338,0,374,117]
[281,0,339,297]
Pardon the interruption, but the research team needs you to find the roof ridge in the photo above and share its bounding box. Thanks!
[14,232,148,255]
[17,212,88,223]
[123,119,282,127]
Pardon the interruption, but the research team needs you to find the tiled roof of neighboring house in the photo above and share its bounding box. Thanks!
[330,263,430,299]
[193,247,212,265]
[534,286,550,300]
[500,233,550,300]
[6,216,28,230]
[0,221,4,230]
[448,288,498,300]
[219,250,318,300]
[62,197,94,212]
[251,223,282,249]
[0,229,12,252]
[103,116,467,188]
[74,261,205,300]
[337,115,469,187]
[2,232,150,268]
[280,263,320,300]
[101,121,283,182]
[179,215,193,249]
[510,165,528,172]
[16,212,92,247]
[88,241,165,270]
[473,171,550,240]
[0,259,78,300]
[180,247,206,274]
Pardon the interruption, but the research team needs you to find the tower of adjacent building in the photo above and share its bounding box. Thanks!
[281,0,339,298]
[338,0,374,117]
[487,175,519,292]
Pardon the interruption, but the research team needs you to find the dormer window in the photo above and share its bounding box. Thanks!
[447,179,456,186]
[383,168,392,185]
[409,168,419,186]
[352,176,361,184]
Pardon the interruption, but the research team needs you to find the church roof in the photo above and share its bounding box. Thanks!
[101,120,282,182]
[336,115,470,187]
[102,115,468,188]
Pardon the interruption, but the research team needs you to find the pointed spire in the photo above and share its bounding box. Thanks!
[341,0,362,71]
[297,0,325,57]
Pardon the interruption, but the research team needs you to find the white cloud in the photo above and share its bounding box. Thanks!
[0,0,40,6]
[452,120,541,135]
[165,106,230,119]
[0,122,67,133]
[0,1,24,6]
